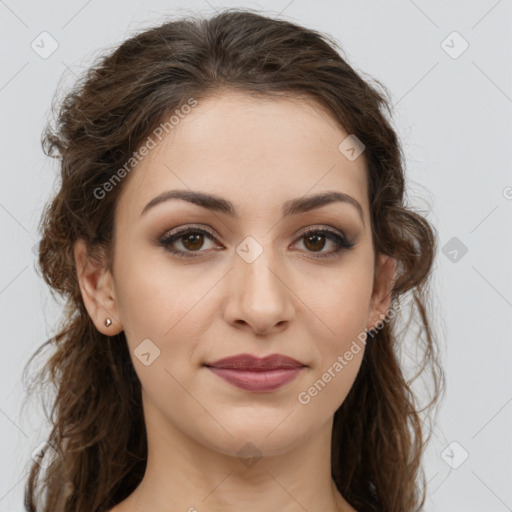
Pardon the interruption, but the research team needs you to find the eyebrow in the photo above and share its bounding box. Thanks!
[141,189,365,225]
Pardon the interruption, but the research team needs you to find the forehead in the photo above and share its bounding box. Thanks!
[116,91,369,222]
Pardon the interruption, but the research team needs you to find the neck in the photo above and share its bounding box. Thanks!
[113,393,355,512]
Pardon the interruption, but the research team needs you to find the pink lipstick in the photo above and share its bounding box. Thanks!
[204,353,306,392]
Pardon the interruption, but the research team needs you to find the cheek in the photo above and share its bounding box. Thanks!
[297,348,363,417]
[298,286,369,413]
[298,264,372,398]
[302,263,373,341]
[114,270,221,403]
[114,250,219,341]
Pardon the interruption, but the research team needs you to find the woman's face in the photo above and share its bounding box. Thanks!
[80,91,395,457]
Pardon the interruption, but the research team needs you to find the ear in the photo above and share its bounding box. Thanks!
[366,254,397,331]
[74,238,123,336]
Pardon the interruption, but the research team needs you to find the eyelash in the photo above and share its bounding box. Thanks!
[158,225,356,260]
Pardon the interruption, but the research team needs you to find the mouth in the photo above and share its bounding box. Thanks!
[203,353,307,392]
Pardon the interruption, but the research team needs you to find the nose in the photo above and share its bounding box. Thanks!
[223,245,295,335]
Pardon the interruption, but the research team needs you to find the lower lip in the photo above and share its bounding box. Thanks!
[206,367,304,392]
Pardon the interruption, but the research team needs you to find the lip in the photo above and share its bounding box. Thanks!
[204,353,306,392]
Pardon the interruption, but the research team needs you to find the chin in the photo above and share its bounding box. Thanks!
[197,418,312,459]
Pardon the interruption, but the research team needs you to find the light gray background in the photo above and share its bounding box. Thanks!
[1,1,511,510]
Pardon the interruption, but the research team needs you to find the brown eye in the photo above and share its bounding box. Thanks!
[303,232,327,252]
[295,228,356,260]
[159,226,219,258]
[181,232,205,251]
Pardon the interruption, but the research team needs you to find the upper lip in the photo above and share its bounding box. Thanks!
[204,353,306,371]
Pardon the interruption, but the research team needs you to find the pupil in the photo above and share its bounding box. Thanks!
[305,233,325,252]
[183,233,203,250]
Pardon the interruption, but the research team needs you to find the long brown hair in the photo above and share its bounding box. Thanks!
[23,8,444,512]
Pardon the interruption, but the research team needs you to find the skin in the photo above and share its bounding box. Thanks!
[75,90,396,512]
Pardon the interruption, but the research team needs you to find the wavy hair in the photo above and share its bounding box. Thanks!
[23,8,444,512]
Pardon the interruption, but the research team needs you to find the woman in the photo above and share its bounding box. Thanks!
[23,8,444,512]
